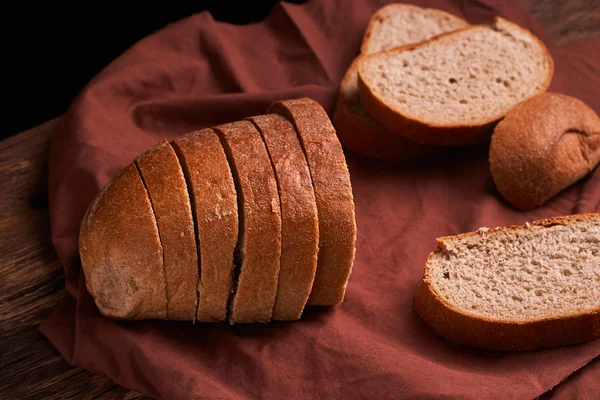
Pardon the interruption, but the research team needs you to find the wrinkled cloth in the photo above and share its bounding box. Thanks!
[41,0,600,399]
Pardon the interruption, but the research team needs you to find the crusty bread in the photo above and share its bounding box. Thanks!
[269,98,357,306]
[213,121,282,323]
[335,5,467,161]
[135,141,198,321]
[490,92,600,210]
[172,129,238,322]
[334,58,441,162]
[79,164,167,320]
[247,114,319,321]
[361,3,469,55]
[358,17,554,146]
[414,213,600,351]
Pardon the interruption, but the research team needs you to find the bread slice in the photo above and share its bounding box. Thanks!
[335,5,467,161]
[268,98,357,306]
[490,92,600,210]
[135,141,198,321]
[358,17,554,146]
[247,114,319,321]
[213,121,282,323]
[79,164,167,320]
[414,213,600,351]
[172,129,238,322]
[361,3,469,55]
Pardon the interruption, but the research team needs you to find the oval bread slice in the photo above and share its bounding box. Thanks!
[79,164,167,320]
[268,98,357,306]
[248,114,319,321]
[214,121,282,323]
[172,129,238,322]
[135,140,198,321]
[414,213,600,351]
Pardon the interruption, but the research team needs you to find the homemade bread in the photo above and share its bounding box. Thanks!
[358,17,554,146]
[214,121,282,323]
[335,5,467,161]
[414,213,600,351]
[247,114,319,321]
[269,98,357,306]
[79,164,167,320]
[172,129,238,322]
[135,141,198,321]
[490,92,600,210]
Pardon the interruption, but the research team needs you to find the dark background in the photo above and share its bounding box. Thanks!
[4,1,306,139]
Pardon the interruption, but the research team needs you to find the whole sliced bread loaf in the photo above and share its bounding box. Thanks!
[335,5,467,161]
[358,17,554,146]
[414,213,600,351]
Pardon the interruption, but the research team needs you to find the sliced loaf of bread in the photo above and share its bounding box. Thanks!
[334,5,467,161]
[358,17,554,146]
[414,213,600,351]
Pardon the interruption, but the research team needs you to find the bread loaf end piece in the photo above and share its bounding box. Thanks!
[414,213,600,351]
[79,164,167,320]
[172,129,238,322]
[248,114,319,320]
[269,98,357,306]
[490,92,600,210]
[214,121,282,323]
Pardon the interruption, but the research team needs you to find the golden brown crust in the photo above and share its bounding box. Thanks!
[360,3,468,55]
[490,92,600,210]
[414,213,600,351]
[357,17,554,146]
[334,58,441,162]
[79,164,167,320]
[135,141,198,321]
[213,121,282,323]
[268,98,357,306]
[172,129,238,322]
[247,114,319,321]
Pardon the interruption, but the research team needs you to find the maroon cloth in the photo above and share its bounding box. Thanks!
[41,0,600,398]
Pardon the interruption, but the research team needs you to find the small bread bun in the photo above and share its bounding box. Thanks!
[490,92,600,210]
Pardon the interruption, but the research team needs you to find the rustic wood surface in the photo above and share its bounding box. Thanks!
[1,1,599,399]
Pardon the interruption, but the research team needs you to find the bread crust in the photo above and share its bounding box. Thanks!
[357,17,554,146]
[172,129,238,322]
[248,114,319,320]
[490,92,600,210]
[79,164,167,320]
[360,3,468,55]
[334,57,441,162]
[268,98,357,306]
[214,121,282,323]
[135,141,198,321]
[414,213,600,351]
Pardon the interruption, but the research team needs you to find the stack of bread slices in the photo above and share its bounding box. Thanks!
[79,97,357,324]
[334,4,554,160]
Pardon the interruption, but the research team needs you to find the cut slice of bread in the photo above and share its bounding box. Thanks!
[79,164,167,320]
[269,98,357,306]
[361,3,469,55]
[172,129,238,322]
[214,121,282,323]
[135,141,198,321]
[335,5,467,161]
[358,17,554,146]
[247,114,319,321]
[414,213,600,351]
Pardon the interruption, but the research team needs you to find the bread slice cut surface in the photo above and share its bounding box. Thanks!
[415,214,600,351]
[135,140,198,321]
[79,163,167,320]
[248,114,319,321]
[269,98,357,306]
[214,121,282,323]
[172,129,238,322]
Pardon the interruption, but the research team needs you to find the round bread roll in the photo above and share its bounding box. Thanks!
[490,92,600,210]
